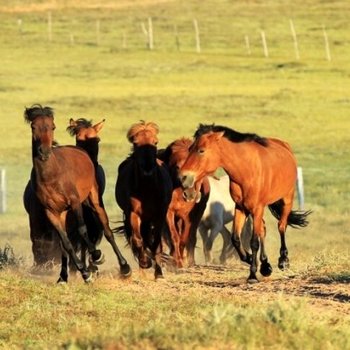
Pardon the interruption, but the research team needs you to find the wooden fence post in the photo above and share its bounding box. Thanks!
[0,169,6,214]
[289,19,300,60]
[323,25,331,61]
[260,30,268,57]
[193,19,201,53]
[296,167,304,210]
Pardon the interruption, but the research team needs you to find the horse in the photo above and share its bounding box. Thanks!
[66,117,107,274]
[180,123,311,283]
[24,104,131,283]
[158,138,210,268]
[115,121,173,279]
[198,175,252,264]
[23,118,107,272]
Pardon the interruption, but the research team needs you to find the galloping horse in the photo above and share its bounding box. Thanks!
[115,121,173,279]
[158,138,209,267]
[66,117,106,273]
[180,124,311,283]
[198,175,252,265]
[25,105,131,282]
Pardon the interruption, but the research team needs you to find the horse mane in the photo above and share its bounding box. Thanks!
[127,120,159,143]
[24,104,54,123]
[194,123,268,147]
[158,138,191,164]
[66,118,93,136]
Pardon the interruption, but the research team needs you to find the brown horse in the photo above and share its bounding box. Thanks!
[23,118,107,271]
[180,124,311,283]
[115,121,173,279]
[25,105,131,283]
[158,138,210,268]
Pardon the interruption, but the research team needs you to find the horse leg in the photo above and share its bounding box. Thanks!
[152,222,164,280]
[45,210,92,283]
[231,207,252,264]
[130,212,152,269]
[198,223,211,264]
[89,189,131,277]
[220,226,235,264]
[247,208,265,284]
[186,223,198,267]
[166,211,182,268]
[259,219,273,277]
[277,196,293,270]
[57,241,69,283]
[71,205,104,265]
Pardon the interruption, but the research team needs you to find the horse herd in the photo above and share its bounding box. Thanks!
[23,104,311,284]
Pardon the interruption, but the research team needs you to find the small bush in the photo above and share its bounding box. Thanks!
[0,244,23,269]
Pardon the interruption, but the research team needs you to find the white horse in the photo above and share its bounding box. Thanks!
[198,175,252,264]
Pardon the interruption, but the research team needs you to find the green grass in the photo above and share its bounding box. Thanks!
[0,0,349,348]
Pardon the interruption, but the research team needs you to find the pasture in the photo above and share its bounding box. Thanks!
[0,0,349,348]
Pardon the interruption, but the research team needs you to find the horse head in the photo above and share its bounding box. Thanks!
[67,118,105,142]
[127,120,159,177]
[24,104,55,162]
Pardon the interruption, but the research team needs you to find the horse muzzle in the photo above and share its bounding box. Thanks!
[38,146,52,161]
[180,172,195,189]
[182,187,202,203]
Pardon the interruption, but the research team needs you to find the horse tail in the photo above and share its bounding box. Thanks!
[268,200,311,228]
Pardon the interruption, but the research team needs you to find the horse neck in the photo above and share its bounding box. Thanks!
[32,148,60,183]
[218,138,251,183]
[76,139,99,168]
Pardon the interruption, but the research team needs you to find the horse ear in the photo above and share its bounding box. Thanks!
[212,131,225,141]
[93,119,105,133]
[69,118,76,127]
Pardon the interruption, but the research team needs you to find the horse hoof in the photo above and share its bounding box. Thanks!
[90,250,105,265]
[260,261,273,277]
[278,257,290,270]
[57,277,67,284]
[155,273,165,280]
[83,271,93,283]
[247,277,259,284]
[139,256,152,269]
[120,263,132,277]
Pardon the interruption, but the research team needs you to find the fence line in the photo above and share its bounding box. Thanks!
[9,14,338,60]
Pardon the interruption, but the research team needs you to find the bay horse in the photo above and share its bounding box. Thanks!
[115,121,173,279]
[23,118,107,271]
[158,138,210,268]
[24,105,131,283]
[198,175,252,265]
[180,124,311,283]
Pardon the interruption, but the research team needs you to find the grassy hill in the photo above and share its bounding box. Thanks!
[0,0,349,348]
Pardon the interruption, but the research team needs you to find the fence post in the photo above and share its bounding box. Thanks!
[296,166,304,210]
[260,30,269,58]
[0,169,6,214]
[193,19,201,53]
[289,19,300,60]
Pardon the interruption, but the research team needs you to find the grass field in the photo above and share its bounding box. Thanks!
[0,0,349,349]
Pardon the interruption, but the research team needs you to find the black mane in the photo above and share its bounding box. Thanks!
[66,118,93,136]
[194,123,268,146]
[24,104,54,123]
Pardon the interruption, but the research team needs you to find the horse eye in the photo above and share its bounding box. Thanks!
[52,126,56,130]
[197,148,205,154]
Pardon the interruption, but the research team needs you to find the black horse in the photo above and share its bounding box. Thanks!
[115,121,173,279]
